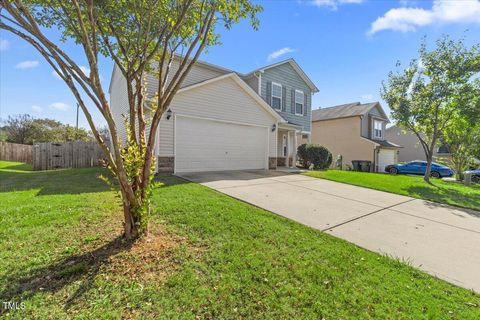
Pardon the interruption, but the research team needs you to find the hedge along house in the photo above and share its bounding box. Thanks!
[310,102,401,172]
[109,56,318,173]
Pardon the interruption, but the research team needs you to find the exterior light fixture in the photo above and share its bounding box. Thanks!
[271,124,276,132]
[166,108,172,120]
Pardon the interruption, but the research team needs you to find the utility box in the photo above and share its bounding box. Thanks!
[464,172,472,186]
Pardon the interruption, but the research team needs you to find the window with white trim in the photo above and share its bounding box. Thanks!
[271,82,282,110]
[295,90,304,115]
[373,120,383,139]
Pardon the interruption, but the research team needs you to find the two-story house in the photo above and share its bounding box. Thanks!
[109,56,318,173]
[310,102,401,172]
[386,125,451,163]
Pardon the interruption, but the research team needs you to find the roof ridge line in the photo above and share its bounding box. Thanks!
[315,102,360,111]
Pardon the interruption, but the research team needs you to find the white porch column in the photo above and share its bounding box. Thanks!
[292,131,297,167]
[286,130,291,167]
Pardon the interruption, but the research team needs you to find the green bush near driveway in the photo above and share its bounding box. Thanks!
[297,143,332,169]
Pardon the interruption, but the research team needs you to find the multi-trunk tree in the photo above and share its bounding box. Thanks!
[440,79,480,180]
[0,0,261,238]
[382,36,480,183]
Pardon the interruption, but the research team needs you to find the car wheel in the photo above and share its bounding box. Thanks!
[430,171,441,178]
[472,175,480,183]
[389,167,398,175]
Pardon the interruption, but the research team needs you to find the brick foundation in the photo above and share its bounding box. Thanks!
[269,157,277,169]
[277,157,286,167]
[157,156,174,173]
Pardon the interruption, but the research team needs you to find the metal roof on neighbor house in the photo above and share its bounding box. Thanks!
[312,102,385,122]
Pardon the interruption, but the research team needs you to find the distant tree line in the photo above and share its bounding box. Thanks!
[0,114,109,145]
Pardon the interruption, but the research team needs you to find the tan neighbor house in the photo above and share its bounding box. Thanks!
[386,125,451,163]
[310,102,401,172]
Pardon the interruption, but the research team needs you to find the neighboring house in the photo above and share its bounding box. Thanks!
[109,57,318,173]
[310,102,401,172]
[385,125,451,163]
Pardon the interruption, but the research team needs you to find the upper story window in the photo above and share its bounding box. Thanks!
[373,120,383,139]
[271,82,282,110]
[295,90,304,115]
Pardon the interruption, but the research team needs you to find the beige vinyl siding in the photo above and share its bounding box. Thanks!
[109,66,129,145]
[145,59,227,98]
[110,59,227,149]
[158,76,277,157]
[157,112,174,156]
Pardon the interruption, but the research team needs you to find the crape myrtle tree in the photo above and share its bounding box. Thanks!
[382,36,480,183]
[440,79,480,180]
[0,0,262,239]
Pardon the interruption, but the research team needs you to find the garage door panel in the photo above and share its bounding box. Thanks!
[175,116,267,173]
[378,149,395,173]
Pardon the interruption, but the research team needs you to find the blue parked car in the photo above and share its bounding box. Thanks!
[463,169,480,183]
[385,160,454,178]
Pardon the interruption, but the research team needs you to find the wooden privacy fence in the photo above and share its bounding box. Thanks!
[33,141,106,171]
[0,142,33,164]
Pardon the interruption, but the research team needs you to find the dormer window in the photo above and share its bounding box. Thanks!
[374,120,383,139]
[295,90,304,115]
[271,82,282,110]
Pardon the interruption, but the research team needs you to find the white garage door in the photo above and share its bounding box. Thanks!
[377,149,395,173]
[175,116,268,173]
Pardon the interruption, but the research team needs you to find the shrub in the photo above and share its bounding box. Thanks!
[297,144,332,170]
[297,143,308,168]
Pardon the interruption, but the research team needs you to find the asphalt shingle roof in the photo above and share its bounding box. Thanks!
[312,102,380,122]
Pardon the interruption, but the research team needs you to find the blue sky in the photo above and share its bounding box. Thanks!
[1,0,479,129]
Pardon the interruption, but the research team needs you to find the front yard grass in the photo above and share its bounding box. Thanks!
[1,160,479,319]
[303,170,480,211]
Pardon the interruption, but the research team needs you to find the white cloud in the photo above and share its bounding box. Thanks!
[50,102,70,111]
[31,105,43,113]
[0,39,9,51]
[52,65,90,80]
[311,0,364,10]
[369,0,480,35]
[361,94,374,101]
[15,60,39,70]
[267,47,295,61]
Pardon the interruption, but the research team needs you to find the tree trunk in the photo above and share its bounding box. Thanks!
[122,201,150,239]
[455,162,463,181]
[120,186,149,239]
[424,153,433,183]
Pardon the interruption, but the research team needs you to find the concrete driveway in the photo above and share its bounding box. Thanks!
[178,170,480,293]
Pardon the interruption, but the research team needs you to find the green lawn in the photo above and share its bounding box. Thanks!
[303,170,480,211]
[1,160,479,319]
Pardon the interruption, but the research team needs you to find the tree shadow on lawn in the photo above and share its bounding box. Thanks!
[0,167,114,195]
[405,184,480,217]
[0,236,134,314]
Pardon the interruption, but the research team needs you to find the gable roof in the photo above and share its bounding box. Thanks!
[312,102,389,122]
[246,59,319,93]
[176,73,286,123]
[109,56,318,96]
